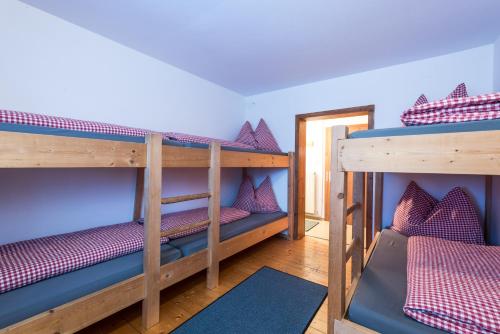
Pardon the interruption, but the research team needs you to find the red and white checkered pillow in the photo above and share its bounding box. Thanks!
[254,119,282,152]
[235,121,258,148]
[414,94,429,106]
[391,181,437,236]
[232,176,256,212]
[446,83,468,99]
[405,236,499,334]
[253,176,281,213]
[410,187,485,245]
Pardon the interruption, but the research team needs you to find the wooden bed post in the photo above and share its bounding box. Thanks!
[288,152,296,240]
[142,133,162,330]
[373,173,384,234]
[133,168,145,221]
[351,172,365,283]
[328,125,348,334]
[207,142,221,289]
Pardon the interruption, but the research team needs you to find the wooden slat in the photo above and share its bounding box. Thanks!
[221,150,289,167]
[160,219,211,238]
[345,240,355,261]
[346,203,360,217]
[351,172,364,283]
[296,118,307,239]
[373,173,383,234]
[0,275,145,334]
[162,145,209,167]
[485,175,492,238]
[365,173,374,247]
[142,133,162,330]
[218,217,288,260]
[207,142,221,289]
[364,232,381,267]
[338,130,500,175]
[287,152,296,240]
[328,125,348,334]
[160,250,208,290]
[161,192,210,204]
[0,131,146,168]
[133,168,145,221]
[162,145,289,168]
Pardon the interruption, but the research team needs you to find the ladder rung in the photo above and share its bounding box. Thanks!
[346,202,361,217]
[160,219,211,238]
[161,192,211,204]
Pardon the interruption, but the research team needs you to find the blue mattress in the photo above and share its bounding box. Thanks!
[0,212,287,329]
[350,118,500,138]
[0,123,288,155]
[169,211,288,256]
[347,229,444,333]
[0,244,181,329]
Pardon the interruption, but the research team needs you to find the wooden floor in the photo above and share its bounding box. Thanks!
[79,235,340,334]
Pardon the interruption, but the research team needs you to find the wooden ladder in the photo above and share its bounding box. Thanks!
[134,134,221,330]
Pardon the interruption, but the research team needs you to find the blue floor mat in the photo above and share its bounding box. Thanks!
[172,266,327,334]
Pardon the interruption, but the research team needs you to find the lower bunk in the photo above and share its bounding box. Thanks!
[345,229,443,334]
[339,229,499,334]
[0,211,288,333]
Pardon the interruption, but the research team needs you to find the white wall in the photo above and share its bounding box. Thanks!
[494,36,500,91]
[245,45,499,244]
[0,0,245,244]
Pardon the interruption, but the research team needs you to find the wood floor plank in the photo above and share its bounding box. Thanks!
[77,235,337,334]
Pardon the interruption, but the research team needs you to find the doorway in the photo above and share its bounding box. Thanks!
[294,105,374,240]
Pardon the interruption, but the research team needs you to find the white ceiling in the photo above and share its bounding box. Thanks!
[20,0,500,95]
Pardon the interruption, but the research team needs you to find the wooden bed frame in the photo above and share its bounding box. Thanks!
[0,131,295,333]
[327,126,500,334]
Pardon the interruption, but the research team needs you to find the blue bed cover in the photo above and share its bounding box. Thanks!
[350,118,500,138]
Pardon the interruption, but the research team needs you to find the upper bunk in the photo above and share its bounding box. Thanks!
[334,118,500,175]
[0,118,290,169]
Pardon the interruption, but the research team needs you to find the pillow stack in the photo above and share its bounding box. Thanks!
[392,181,485,244]
[401,83,500,126]
[235,119,282,152]
[232,176,281,213]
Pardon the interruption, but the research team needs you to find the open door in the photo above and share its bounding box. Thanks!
[295,106,374,240]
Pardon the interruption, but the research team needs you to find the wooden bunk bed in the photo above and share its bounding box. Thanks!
[0,128,295,334]
[326,123,500,334]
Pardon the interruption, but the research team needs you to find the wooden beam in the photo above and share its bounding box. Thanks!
[0,131,146,168]
[207,142,221,289]
[160,250,209,290]
[142,133,162,330]
[287,152,296,240]
[338,130,500,175]
[345,240,355,261]
[161,192,210,204]
[484,175,492,239]
[351,172,365,284]
[161,145,289,168]
[133,168,145,221]
[160,219,211,238]
[365,173,374,247]
[221,150,289,168]
[328,125,348,334]
[296,117,307,239]
[0,275,145,334]
[373,173,383,234]
[346,203,361,217]
[218,217,288,260]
